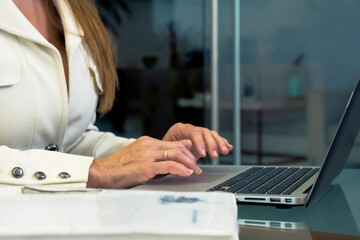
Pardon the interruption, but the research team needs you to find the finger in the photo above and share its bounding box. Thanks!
[149,139,201,174]
[211,131,231,155]
[158,139,190,151]
[220,136,233,150]
[158,140,195,164]
[179,140,202,170]
[152,161,194,177]
[180,139,192,150]
[190,129,207,158]
[202,129,219,159]
[225,138,234,151]
[179,139,203,174]
[156,147,201,174]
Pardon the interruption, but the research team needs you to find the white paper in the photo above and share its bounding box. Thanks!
[0,189,238,239]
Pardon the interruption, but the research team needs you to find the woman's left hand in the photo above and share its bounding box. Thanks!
[163,123,233,164]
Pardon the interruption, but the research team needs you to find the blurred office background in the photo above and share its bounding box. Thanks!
[95,0,360,167]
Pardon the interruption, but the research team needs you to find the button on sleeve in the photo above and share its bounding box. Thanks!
[11,167,23,179]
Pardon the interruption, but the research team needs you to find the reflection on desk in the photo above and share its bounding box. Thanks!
[237,169,360,239]
[240,225,360,240]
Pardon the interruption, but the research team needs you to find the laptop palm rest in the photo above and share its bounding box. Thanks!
[132,166,244,191]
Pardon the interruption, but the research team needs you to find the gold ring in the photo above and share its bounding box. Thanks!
[163,150,168,161]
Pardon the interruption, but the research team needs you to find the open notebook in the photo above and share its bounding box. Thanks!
[133,79,360,207]
[0,189,238,240]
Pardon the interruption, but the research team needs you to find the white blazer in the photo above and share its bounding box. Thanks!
[0,1,134,186]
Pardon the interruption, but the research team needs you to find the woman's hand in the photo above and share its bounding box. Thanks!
[163,123,233,161]
[87,123,232,189]
[87,136,198,189]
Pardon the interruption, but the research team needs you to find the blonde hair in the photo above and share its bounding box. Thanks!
[51,0,118,115]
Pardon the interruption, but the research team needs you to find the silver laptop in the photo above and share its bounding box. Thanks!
[132,79,360,207]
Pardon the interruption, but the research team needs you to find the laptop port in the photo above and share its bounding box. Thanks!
[270,222,281,228]
[244,197,266,201]
[285,223,293,228]
[245,220,266,226]
[270,198,281,203]
[285,198,292,203]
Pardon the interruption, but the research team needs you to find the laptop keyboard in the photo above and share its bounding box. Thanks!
[207,167,319,195]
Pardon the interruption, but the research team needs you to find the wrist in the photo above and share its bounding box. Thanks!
[86,158,104,188]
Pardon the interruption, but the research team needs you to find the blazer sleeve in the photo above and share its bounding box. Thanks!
[0,146,93,186]
[64,124,136,159]
[0,127,135,186]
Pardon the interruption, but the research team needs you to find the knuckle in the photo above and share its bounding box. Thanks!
[138,136,155,146]
[177,142,186,150]
[137,136,147,142]
[210,130,218,135]
[197,127,205,132]
[191,129,202,137]
[138,136,145,141]
[199,128,208,135]
[205,129,212,135]
[172,148,180,157]
[178,141,189,151]
[140,136,151,141]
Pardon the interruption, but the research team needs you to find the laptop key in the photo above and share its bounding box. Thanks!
[225,167,275,193]
[252,168,299,194]
[237,167,288,194]
[207,167,263,191]
[267,168,313,195]
[282,168,319,195]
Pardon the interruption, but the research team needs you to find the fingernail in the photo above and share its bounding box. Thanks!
[213,150,218,158]
[186,169,194,175]
[201,149,206,156]
[196,166,203,174]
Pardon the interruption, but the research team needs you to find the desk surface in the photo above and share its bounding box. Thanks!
[237,168,360,239]
[0,169,359,240]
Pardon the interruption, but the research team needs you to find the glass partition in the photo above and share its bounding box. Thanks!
[239,0,360,166]
[96,0,360,167]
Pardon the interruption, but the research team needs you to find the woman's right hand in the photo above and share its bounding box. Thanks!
[86,136,200,189]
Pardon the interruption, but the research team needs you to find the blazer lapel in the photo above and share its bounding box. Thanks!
[0,1,83,56]
[54,0,83,59]
[0,1,52,48]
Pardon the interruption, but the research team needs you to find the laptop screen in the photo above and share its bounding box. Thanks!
[307,79,360,206]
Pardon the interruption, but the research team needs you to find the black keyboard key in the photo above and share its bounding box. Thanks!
[225,167,275,193]
[282,168,319,195]
[268,168,313,195]
[207,167,263,191]
[252,168,299,194]
[237,167,288,194]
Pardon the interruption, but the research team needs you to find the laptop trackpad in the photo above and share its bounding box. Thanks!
[149,173,227,185]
